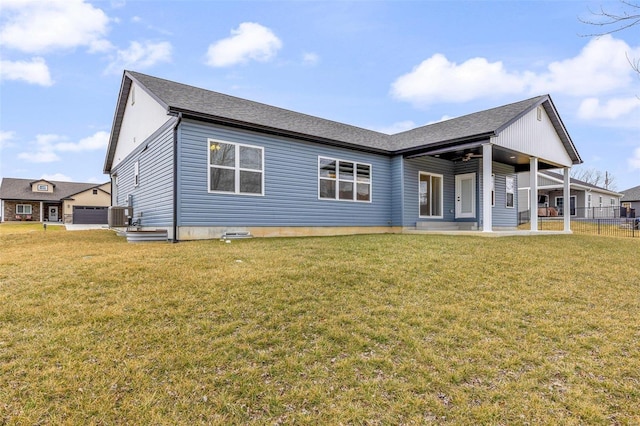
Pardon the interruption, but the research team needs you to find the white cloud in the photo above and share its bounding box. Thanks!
[0,0,112,54]
[54,131,109,152]
[577,97,640,120]
[0,57,53,86]
[630,146,640,171]
[0,130,16,149]
[84,176,105,184]
[427,115,456,125]
[530,35,640,97]
[391,53,530,106]
[40,173,72,182]
[18,134,63,163]
[206,22,282,67]
[373,120,417,134]
[17,131,109,163]
[302,52,320,66]
[390,35,640,111]
[105,41,172,74]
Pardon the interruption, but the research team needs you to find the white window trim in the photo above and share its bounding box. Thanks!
[491,174,495,207]
[208,138,265,196]
[134,161,139,187]
[555,195,577,216]
[37,184,48,191]
[505,176,515,209]
[317,156,372,203]
[17,204,33,215]
[419,171,444,219]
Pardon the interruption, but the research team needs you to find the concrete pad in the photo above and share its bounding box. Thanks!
[64,224,110,231]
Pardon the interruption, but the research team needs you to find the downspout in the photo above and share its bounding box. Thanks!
[172,113,182,243]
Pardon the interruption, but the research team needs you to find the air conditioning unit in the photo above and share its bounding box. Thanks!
[108,206,132,227]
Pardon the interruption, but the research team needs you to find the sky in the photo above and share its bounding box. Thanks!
[0,0,638,191]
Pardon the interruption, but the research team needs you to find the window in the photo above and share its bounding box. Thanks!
[587,194,592,208]
[556,196,576,216]
[209,139,263,195]
[93,189,98,195]
[17,204,32,215]
[505,176,515,208]
[318,157,371,202]
[599,196,603,208]
[610,198,616,207]
[491,174,495,207]
[134,161,139,187]
[419,172,443,217]
[37,184,48,191]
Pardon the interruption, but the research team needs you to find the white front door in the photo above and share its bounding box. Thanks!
[455,173,476,219]
[49,206,59,222]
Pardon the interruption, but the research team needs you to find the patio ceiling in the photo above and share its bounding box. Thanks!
[405,143,558,172]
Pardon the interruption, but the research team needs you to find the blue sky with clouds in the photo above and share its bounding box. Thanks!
[1,0,638,190]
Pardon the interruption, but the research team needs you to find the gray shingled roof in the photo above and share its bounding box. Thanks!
[391,96,547,151]
[104,71,581,172]
[128,71,391,151]
[621,184,640,201]
[0,178,104,201]
[539,170,622,196]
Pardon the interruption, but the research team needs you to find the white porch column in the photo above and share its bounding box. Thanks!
[529,157,538,232]
[563,167,571,232]
[482,143,493,232]
[40,201,44,222]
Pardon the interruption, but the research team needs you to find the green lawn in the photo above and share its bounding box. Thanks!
[1,224,639,424]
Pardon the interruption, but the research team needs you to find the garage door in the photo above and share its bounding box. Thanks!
[73,206,108,224]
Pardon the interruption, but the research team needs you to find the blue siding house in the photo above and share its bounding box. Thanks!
[104,71,582,241]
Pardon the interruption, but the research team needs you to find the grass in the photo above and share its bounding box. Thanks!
[1,223,639,424]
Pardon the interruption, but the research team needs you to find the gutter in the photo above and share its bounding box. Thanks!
[172,112,182,243]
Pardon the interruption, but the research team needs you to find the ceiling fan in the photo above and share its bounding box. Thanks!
[457,152,482,162]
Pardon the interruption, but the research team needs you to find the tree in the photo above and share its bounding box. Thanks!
[570,167,617,190]
[580,0,640,73]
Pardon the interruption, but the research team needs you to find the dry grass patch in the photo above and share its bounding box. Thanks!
[1,226,639,424]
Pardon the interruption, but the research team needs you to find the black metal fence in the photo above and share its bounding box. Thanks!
[524,206,639,238]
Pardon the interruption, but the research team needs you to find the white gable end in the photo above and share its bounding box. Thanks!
[492,106,573,167]
[112,82,170,169]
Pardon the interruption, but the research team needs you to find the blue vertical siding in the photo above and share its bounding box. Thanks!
[390,155,404,226]
[177,120,392,227]
[402,156,455,226]
[488,162,518,227]
[111,120,175,227]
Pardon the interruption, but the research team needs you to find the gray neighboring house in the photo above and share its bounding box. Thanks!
[0,178,111,224]
[517,170,623,218]
[103,70,583,241]
[621,184,640,217]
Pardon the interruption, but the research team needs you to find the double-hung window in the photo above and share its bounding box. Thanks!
[17,204,32,215]
[134,161,139,187]
[318,157,371,202]
[209,139,264,195]
[505,176,515,208]
[419,172,443,217]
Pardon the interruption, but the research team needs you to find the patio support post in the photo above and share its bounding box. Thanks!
[563,167,571,232]
[39,201,43,222]
[482,143,493,232]
[530,157,538,232]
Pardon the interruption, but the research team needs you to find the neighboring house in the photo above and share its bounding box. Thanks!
[0,178,111,224]
[620,184,640,217]
[517,170,623,218]
[103,71,582,241]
